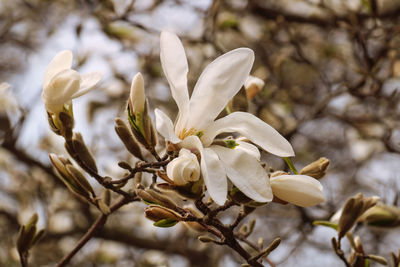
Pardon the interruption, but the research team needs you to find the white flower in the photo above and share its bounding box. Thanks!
[167,148,200,186]
[42,50,102,114]
[155,31,294,205]
[269,174,325,207]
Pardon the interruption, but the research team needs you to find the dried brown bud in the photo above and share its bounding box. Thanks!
[300,157,330,180]
[66,164,95,196]
[338,193,380,238]
[136,188,177,210]
[72,132,98,172]
[17,213,42,254]
[97,199,111,215]
[103,189,111,206]
[366,255,388,266]
[145,205,181,222]
[115,118,144,160]
[358,204,400,227]
[198,236,216,243]
[50,154,89,199]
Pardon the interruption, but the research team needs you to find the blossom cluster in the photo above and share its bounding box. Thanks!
[42,31,325,208]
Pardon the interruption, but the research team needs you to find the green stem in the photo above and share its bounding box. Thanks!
[284,157,298,174]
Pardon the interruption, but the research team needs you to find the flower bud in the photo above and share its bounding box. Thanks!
[300,157,330,180]
[136,188,177,210]
[49,153,91,200]
[338,193,380,238]
[17,213,44,256]
[127,73,158,150]
[72,132,98,172]
[145,205,181,227]
[129,73,145,114]
[269,174,325,207]
[358,203,400,227]
[166,148,200,186]
[115,118,144,160]
[244,75,264,100]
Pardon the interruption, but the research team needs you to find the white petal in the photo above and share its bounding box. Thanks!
[181,136,227,205]
[187,48,254,130]
[43,50,73,89]
[160,31,190,127]
[269,174,325,207]
[42,69,81,113]
[212,145,272,203]
[203,112,294,157]
[129,73,145,113]
[236,141,261,160]
[71,72,102,98]
[154,108,181,143]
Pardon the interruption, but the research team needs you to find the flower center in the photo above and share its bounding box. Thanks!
[178,128,197,140]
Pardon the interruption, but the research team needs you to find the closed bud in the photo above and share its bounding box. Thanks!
[244,75,264,100]
[72,132,98,172]
[366,255,388,266]
[136,188,177,210]
[300,157,330,180]
[338,193,380,238]
[129,73,145,115]
[145,205,181,227]
[115,118,144,160]
[97,199,111,215]
[127,73,158,150]
[183,205,205,232]
[166,148,200,186]
[66,164,95,196]
[103,189,111,206]
[358,204,400,227]
[269,174,325,207]
[198,236,216,243]
[17,213,42,254]
[49,153,91,200]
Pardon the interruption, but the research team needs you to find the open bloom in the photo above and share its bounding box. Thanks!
[155,31,294,205]
[42,50,102,115]
[270,174,325,207]
[167,148,200,186]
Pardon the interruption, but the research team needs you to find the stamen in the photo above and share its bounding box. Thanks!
[178,128,197,140]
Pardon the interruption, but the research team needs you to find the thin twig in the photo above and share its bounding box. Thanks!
[56,196,136,267]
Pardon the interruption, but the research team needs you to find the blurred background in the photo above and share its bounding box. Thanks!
[1,0,400,266]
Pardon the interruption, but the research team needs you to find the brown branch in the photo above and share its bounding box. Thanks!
[56,196,136,267]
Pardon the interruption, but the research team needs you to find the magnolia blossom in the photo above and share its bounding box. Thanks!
[155,31,294,205]
[42,50,102,114]
[270,174,325,207]
[167,148,200,186]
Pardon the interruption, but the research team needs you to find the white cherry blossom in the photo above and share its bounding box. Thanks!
[155,31,295,205]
